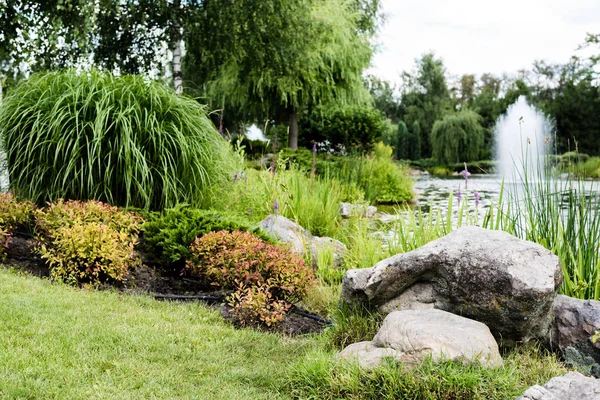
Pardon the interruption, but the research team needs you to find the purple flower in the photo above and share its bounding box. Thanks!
[313,143,317,153]
[462,169,468,180]
[474,191,480,206]
[247,208,251,216]
[457,186,462,204]
[274,200,279,214]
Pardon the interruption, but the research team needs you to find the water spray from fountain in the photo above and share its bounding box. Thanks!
[494,95,554,181]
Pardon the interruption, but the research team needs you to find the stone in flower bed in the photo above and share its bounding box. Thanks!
[516,372,600,400]
[338,309,502,369]
[552,295,600,376]
[259,215,346,268]
[341,226,562,345]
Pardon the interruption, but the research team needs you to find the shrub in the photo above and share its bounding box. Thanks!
[142,205,271,272]
[0,69,236,210]
[561,151,589,166]
[325,143,413,204]
[35,200,143,286]
[205,162,347,238]
[0,193,36,259]
[185,230,316,326]
[301,104,387,153]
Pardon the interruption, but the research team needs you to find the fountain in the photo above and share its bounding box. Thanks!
[494,95,554,180]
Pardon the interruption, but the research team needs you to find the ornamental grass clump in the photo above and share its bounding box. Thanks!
[186,230,316,326]
[35,200,143,287]
[0,69,236,210]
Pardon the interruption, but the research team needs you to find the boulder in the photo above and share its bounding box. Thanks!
[551,295,600,376]
[516,372,600,400]
[259,215,346,268]
[340,202,377,219]
[338,309,502,369]
[374,213,401,224]
[341,226,562,345]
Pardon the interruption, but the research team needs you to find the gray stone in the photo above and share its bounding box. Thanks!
[338,309,502,369]
[374,213,401,224]
[259,215,346,268]
[341,226,562,345]
[337,341,402,368]
[551,295,600,376]
[340,202,377,219]
[516,372,600,400]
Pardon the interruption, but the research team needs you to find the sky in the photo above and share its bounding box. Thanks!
[369,0,600,84]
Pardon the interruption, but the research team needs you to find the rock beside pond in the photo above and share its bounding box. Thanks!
[516,372,600,400]
[338,309,502,369]
[374,213,401,224]
[339,202,377,219]
[259,215,346,268]
[341,226,562,345]
[551,295,600,377]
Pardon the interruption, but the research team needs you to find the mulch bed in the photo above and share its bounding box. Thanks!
[2,234,328,336]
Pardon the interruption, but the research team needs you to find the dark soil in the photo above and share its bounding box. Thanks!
[2,235,329,336]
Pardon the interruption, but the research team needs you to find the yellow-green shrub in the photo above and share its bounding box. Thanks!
[185,230,316,326]
[35,200,143,286]
[0,193,36,259]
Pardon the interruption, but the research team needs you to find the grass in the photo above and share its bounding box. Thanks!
[0,268,315,399]
[207,160,344,238]
[324,143,414,204]
[0,69,237,210]
[0,268,570,400]
[287,345,567,400]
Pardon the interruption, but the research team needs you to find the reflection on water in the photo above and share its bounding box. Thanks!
[412,174,502,218]
[410,174,600,223]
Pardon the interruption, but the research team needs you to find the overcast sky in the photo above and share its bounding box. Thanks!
[369,0,600,84]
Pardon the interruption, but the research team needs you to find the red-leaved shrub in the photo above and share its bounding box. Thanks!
[186,230,316,326]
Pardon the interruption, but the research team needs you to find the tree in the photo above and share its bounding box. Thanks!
[400,53,453,157]
[409,120,422,160]
[395,121,410,159]
[192,0,376,149]
[365,75,401,122]
[431,110,484,165]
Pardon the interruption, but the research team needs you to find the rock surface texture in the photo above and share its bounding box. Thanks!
[339,202,377,219]
[516,372,600,400]
[259,215,346,268]
[552,295,600,376]
[341,226,562,345]
[338,309,502,368]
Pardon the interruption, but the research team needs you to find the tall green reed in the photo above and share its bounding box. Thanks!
[207,158,345,238]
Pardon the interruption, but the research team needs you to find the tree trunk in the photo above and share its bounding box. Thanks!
[172,42,183,95]
[170,0,183,95]
[289,108,298,150]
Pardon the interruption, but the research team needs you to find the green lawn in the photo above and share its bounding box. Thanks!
[0,268,317,399]
[0,268,570,400]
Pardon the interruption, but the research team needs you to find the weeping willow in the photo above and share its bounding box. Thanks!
[0,69,236,210]
[431,110,484,165]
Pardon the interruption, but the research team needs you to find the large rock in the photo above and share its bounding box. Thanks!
[551,295,600,376]
[341,226,562,345]
[338,309,502,368]
[259,215,346,268]
[516,372,600,400]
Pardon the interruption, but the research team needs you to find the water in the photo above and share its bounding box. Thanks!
[494,95,553,181]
